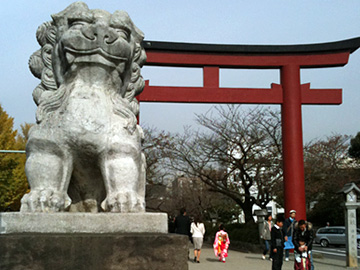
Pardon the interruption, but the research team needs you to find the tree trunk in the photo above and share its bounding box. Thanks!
[242,201,255,224]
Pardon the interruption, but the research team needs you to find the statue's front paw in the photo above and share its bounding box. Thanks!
[101,192,145,213]
[20,189,71,212]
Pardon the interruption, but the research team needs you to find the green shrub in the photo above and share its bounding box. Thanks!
[226,223,259,244]
[204,222,259,245]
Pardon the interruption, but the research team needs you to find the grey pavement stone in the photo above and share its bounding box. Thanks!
[188,245,346,270]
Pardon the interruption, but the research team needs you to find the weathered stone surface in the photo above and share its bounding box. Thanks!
[0,212,168,234]
[22,1,148,213]
[0,233,189,270]
[345,202,359,269]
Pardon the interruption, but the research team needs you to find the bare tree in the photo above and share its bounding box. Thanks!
[142,127,173,184]
[303,134,360,225]
[142,127,236,219]
[171,176,240,222]
[164,105,283,223]
[304,135,357,206]
[142,127,175,213]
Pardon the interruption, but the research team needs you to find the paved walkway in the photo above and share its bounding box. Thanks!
[188,245,347,270]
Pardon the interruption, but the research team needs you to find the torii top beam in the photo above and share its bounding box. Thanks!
[139,37,360,105]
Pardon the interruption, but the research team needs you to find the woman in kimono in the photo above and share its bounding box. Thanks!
[213,224,230,263]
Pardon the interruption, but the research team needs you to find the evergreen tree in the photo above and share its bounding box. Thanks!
[349,132,360,160]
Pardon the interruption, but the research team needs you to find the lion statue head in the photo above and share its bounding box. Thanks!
[29,1,146,129]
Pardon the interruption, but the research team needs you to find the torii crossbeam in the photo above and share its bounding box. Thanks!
[139,37,360,220]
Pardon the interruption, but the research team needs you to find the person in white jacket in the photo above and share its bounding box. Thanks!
[190,216,206,263]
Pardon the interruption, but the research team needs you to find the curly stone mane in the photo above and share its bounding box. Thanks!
[28,3,146,131]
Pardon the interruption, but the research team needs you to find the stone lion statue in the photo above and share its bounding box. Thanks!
[21,2,147,213]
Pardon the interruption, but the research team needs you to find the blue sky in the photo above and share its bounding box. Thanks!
[1,1,360,142]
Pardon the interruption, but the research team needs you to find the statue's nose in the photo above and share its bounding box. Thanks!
[81,24,118,45]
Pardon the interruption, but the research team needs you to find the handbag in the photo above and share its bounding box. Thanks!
[284,236,295,249]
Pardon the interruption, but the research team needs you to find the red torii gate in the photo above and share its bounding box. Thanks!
[138,37,360,220]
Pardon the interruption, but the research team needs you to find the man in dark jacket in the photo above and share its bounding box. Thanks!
[174,207,191,259]
[271,215,285,270]
[293,219,314,270]
[174,207,191,236]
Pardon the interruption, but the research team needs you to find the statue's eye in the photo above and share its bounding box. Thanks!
[69,20,88,29]
[115,28,130,41]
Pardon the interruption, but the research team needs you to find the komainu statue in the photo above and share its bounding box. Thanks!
[21,2,147,213]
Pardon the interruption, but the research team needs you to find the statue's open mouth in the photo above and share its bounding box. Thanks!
[64,47,128,68]
[64,47,128,60]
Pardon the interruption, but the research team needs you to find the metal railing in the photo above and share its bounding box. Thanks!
[0,150,26,153]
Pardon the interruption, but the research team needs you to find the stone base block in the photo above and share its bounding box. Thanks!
[0,233,189,270]
[0,212,168,234]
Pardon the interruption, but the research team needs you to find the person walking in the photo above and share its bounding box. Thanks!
[174,207,191,259]
[271,215,285,270]
[293,220,314,270]
[261,214,273,260]
[213,224,230,263]
[190,216,206,263]
[283,210,297,261]
[174,207,191,237]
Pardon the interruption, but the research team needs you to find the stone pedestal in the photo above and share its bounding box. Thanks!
[0,213,189,270]
[0,233,189,270]
[0,213,168,234]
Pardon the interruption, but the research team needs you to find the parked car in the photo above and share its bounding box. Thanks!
[315,226,360,248]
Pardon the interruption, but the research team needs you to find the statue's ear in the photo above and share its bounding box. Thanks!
[51,2,92,29]
[52,43,65,86]
[51,14,66,28]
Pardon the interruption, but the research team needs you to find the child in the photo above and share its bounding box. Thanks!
[294,239,311,270]
[271,215,285,270]
[213,224,230,263]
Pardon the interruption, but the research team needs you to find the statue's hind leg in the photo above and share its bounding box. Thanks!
[20,140,73,212]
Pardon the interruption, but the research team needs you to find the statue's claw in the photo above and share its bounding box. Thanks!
[101,192,145,213]
[20,189,71,212]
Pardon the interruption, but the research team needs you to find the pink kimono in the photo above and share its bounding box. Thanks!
[213,230,230,262]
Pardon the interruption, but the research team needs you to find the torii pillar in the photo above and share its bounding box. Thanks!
[281,64,306,218]
[139,37,360,220]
